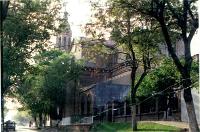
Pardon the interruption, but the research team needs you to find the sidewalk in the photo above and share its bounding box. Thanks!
[150,121,189,129]
[41,127,59,132]
[139,121,190,131]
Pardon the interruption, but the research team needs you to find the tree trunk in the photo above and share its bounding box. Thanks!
[159,16,199,132]
[131,73,137,131]
[39,113,42,128]
[1,96,4,128]
[175,68,199,131]
[130,65,138,131]
[74,78,77,115]
[183,82,199,132]
[34,116,38,128]
[43,114,46,127]
[131,105,137,131]
[185,100,199,132]
[50,118,52,127]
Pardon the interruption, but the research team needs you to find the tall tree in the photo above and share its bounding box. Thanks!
[125,0,199,131]
[2,0,64,125]
[90,0,199,131]
[18,72,48,128]
[86,0,161,130]
[17,51,83,127]
[42,53,83,120]
[17,50,64,127]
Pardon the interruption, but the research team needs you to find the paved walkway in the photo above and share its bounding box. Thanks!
[139,121,190,131]
[14,126,59,132]
[41,127,59,132]
[15,126,40,132]
[150,121,189,129]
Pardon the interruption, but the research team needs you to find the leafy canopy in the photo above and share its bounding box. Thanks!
[17,50,83,117]
[2,0,66,96]
[137,58,199,97]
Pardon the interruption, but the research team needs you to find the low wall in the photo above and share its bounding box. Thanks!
[60,124,92,132]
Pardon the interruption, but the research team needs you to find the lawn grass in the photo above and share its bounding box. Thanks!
[90,122,181,132]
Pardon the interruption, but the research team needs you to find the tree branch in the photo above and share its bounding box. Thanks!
[127,8,136,63]
[182,0,188,38]
[159,17,184,74]
[134,71,147,95]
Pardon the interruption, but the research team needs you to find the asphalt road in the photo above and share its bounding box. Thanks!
[14,126,59,132]
[6,126,40,132]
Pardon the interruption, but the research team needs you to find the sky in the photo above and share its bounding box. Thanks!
[5,98,22,121]
[64,0,199,56]
[64,0,92,38]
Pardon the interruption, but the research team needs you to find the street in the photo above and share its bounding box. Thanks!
[14,126,59,132]
[14,126,39,132]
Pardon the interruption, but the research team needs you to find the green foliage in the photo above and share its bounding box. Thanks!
[42,53,83,108]
[88,0,199,130]
[18,74,48,115]
[137,58,179,97]
[88,0,163,59]
[2,0,72,119]
[137,58,199,97]
[34,50,63,66]
[87,0,163,82]
[2,0,65,96]
[17,50,83,118]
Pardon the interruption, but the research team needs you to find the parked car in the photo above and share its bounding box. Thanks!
[4,120,16,131]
